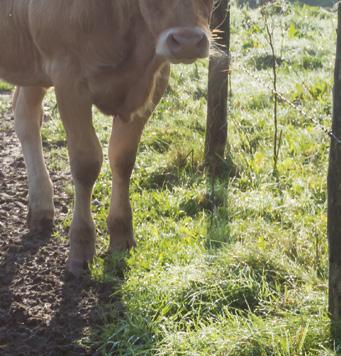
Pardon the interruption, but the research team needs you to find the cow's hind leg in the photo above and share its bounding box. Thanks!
[107,117,146,252]
[14,86,54,234]
[55,85,103,276]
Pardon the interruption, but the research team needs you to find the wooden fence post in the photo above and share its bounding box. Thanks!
[205,0,231,177]
[328,3,341,338]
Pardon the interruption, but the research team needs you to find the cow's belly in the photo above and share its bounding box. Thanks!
[0,32,50,87]
[0,0,51,87]
[0,66,51,87]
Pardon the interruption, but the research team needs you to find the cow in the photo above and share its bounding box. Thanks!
[0,0,213,276]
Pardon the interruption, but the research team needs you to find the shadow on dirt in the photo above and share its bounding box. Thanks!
[0,229,115,356]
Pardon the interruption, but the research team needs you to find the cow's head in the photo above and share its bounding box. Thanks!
[138,0,213,64]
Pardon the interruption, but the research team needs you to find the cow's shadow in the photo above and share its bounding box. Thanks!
[0,228,116,355]
[0,231,51,354]
[44,269,116,355]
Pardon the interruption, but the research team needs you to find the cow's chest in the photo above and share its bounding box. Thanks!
[87,57,163,120]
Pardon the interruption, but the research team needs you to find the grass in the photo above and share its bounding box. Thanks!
[2,2,339,354]
[0,81,12,92]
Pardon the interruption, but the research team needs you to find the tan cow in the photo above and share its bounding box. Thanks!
[0,0,213,276]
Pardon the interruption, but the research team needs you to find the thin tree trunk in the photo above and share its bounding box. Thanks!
[205,0,230,177]
[328,3,341,338]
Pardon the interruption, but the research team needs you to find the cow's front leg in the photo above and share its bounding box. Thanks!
[55,86,103,276]
[14,87,54,234]
[107,117,146,252]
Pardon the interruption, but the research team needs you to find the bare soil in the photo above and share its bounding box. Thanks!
[0,93,113,355]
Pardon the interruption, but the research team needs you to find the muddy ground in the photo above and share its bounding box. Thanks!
[0,92,114,355]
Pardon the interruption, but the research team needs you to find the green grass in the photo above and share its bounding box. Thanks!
[11,2,338,354]
[0,81,12,92]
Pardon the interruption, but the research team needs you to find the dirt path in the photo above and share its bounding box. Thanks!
[0,93,113,355]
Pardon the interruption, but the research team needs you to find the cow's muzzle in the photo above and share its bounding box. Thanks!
[156,27,210,64]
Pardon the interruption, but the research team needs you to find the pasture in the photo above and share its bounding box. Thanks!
[0,3,338,355]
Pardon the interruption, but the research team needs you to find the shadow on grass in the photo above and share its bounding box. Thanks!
[331,319,341,353]
[204,158,235,250]
[89,253,147,355]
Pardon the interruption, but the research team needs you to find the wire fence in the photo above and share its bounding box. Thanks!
[229,52,338,143]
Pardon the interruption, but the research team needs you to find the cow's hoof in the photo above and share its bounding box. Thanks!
[68,225,96,277]
[66,258,90,278]
[109,236,137,252]
[27,208,54,235]
[107,217,135,252]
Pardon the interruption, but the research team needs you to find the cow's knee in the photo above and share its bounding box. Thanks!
[72,153,103,188]
[69,147,103,229]
[110,151,135,181]
[67,128,103,189]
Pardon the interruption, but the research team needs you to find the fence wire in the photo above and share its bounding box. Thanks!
[228,52,339,143]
